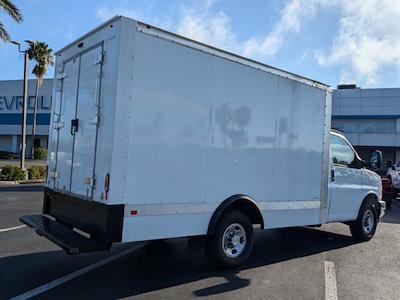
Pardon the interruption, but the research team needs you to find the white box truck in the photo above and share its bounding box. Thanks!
[21,16,385,267]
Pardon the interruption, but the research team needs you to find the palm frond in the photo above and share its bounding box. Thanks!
[28,41,54,84]
[0,0,23,22]
[0,20,10,41]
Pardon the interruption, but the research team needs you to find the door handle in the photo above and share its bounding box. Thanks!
[331,169,335,182]
[71,119,79,135]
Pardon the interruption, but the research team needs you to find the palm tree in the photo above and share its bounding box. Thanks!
[27,41,54,158]
[0,0,23,42]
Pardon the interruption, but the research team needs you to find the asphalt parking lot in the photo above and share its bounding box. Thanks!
[1,184,399,300]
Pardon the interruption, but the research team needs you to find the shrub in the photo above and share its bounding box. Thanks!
[28,166,47,180]
[28,166,40,179]
[0,151,18,160]
[34,147,48,160]
[38,166,47,178]
[0,166,27,181]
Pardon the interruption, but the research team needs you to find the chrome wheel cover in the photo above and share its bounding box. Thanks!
[222,223,247,258]
[362,209,375,234]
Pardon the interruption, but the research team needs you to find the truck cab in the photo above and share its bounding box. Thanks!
[328,130,385,240]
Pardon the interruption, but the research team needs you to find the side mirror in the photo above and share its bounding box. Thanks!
[391,165,396,171]
[370,150,383,170]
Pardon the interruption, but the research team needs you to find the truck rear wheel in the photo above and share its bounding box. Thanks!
[206,209,254,268]
[349,200,378,242]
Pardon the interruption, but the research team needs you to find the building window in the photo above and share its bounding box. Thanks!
[34,138,41,148]
[332,119,396,133]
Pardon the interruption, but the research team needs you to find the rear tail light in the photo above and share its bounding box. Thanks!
[104,173,110,200]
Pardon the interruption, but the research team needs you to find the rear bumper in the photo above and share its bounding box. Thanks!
[43,187,124,244]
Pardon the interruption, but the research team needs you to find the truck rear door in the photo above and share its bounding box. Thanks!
[52,44,103,198]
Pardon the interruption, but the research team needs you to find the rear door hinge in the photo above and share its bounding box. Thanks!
[84,176,96,187]
[54,121,65,130]
[93,53,104,65]
[88,115,100,125]
[50,170,59,179]
[57,72,67,80]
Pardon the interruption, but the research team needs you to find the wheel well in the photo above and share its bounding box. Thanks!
[207,195,264,235]
[361,193,380,215]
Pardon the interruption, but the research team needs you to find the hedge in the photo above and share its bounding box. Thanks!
[28,166,47,180]
[0,165,47,181]
[0,166,27,181]
[34,147,48,160]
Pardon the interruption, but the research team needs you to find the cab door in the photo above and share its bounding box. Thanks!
[328,133,363,221]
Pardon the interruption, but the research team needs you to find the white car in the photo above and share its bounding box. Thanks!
[386,162,400,192]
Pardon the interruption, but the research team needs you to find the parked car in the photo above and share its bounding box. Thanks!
[386,163,400,208]
[381,177,393,209]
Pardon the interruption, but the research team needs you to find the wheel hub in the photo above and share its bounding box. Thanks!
[362,209,375,234]
[222,223,247,258]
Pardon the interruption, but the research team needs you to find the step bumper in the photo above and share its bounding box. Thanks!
[20,214,107,254]
[20,187,125,254]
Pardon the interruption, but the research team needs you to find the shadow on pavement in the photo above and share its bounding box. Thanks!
[0,184,44,192]
[3,226,357,299]
[381,200,400,224]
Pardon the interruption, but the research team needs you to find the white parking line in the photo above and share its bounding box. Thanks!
[324,261,338,300]
[10,243,147,300]
[0,225,26,233]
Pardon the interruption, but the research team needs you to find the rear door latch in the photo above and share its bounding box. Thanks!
[71,119,79,135]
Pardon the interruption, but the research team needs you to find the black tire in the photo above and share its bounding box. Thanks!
[205,209,254,268]
[349,200,378,242]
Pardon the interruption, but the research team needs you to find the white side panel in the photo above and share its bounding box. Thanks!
[115,26,328,231]
[122,214,211,242]
[122,29,213,204]
[205,61,326,207]
[269,79,326,202]
[206,59,276,203]
[105,18,137,204]
[263,208,321,228]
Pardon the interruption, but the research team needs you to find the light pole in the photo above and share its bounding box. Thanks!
[10,40,34,171]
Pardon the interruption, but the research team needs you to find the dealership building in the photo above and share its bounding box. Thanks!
[0,79,400,168]
[332,85,400,168]
[0,79,52,157]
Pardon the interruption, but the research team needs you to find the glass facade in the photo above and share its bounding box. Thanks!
[332,118,397,133]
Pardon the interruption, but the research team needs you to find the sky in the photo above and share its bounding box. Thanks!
[0,0,399,88]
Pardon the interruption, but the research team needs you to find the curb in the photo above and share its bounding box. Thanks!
[0,179,45,185]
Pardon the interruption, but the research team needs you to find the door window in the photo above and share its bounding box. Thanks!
[331,134,356,167]
[34,138,41,148]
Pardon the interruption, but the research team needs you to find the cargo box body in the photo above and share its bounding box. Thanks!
[46,16,332,244]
